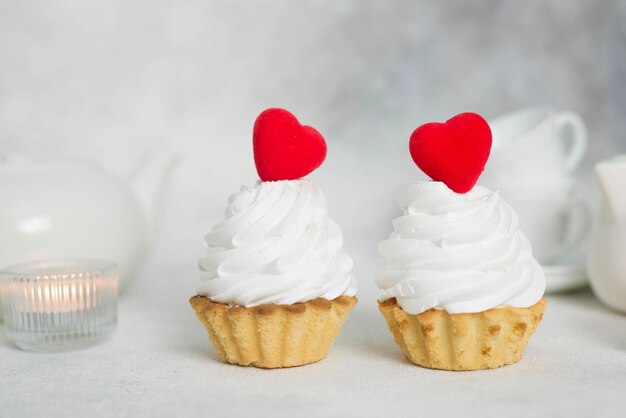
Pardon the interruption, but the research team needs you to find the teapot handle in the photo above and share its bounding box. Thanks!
[555,112,588,173]
[558,199,590,257]
[129,150,182,246]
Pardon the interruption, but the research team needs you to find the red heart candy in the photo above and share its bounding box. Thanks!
[409,112,492,193]
[253,108,327,182]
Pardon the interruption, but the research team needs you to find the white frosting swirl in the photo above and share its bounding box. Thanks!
[197,180,357,307]
[376,181,545,315]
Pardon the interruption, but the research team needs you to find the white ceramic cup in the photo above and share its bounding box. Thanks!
[483,106,588,188]
[499,186,590,263]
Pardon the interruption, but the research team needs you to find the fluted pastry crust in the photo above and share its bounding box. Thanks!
[379,297,546,371]
[190,295,357,368]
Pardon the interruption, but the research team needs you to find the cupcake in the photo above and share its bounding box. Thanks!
[190,108,357,368]
[376,112,546,371]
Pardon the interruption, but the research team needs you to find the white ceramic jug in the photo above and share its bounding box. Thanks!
[587,155,626,312]
[0,152,178,291]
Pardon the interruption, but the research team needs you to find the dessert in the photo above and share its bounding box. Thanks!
[376,112,546,371]
[190,108,357,368]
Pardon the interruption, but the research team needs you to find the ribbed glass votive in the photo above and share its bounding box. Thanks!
[0,259,118,352]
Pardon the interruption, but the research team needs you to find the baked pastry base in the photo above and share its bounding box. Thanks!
[190,295,357,368]
[379,297,546,371]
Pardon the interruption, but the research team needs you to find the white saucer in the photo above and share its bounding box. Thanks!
[544,264,588,293]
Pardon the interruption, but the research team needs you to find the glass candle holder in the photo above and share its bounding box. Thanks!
[0,259,118,352]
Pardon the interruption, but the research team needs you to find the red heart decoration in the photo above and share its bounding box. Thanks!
[409,112,492,193]
[253,108,327,182]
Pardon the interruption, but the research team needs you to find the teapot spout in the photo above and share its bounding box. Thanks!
[129,150,181,244]
[595,154,626,223]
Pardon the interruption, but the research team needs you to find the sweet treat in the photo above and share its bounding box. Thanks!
[376,112,546,371]
[190,108,358,368]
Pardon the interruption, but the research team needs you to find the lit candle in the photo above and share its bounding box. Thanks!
[0,260,118,352]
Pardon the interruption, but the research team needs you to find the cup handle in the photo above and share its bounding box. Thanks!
[554,112,588,173]
[559,199,590,256]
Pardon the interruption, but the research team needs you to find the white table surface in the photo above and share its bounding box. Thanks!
[2,284,626,418]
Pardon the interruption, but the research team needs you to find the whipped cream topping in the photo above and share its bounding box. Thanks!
[376,181,545,315]
[197,180,357,307]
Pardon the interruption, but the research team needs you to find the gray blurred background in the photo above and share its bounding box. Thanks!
[1,0,625,303]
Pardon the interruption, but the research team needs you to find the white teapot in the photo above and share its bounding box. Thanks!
[588,155,626,312]
[0,152,178,291]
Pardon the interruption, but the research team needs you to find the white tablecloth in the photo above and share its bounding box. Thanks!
[2,285,626,418]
